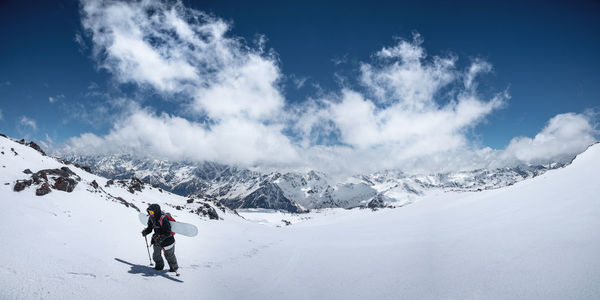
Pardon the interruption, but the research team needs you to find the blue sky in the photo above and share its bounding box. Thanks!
[0,0,598,174]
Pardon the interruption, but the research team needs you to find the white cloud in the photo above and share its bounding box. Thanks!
[0,81,11,87]
[290,75,308,89]
[502,113,597,164]
[49,94,64,104]
[67,0,598,176]
[360,34,457,109]
[19,116,37,131]
[465,59,492,89]
[65,107,300,167]
[81,0,284,121]
[287,35,507,174]
[87,82,99,90]
[74,32,88,52]
[73,0,290,166]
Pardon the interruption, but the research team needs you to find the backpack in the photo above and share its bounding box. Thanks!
[159,212,176,236]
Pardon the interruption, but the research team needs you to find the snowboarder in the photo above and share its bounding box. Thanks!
[141,204,179,273]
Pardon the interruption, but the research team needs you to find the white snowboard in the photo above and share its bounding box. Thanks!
[139,213,198,237]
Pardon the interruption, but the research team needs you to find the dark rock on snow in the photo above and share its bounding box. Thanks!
[14,180,32,192]
[193,203,220,220]
[367,194,387,209]
[36,183,52,196]
[53,177,78,192]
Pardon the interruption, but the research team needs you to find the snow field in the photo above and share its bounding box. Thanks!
[1,137,599,299]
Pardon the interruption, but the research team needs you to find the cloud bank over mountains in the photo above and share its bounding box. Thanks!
[66,0,598,175]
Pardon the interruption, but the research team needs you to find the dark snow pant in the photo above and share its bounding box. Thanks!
[153,244,178,271]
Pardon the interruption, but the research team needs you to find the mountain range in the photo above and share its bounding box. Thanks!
[63,153,565,213]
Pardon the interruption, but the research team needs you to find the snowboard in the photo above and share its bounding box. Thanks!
[139,212,198,237]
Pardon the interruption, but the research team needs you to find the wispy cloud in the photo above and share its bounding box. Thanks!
[0,81,11,87]
[49,94,65,104]
[74,32,88,52]
[331,54,348,66]
[0,109,3,120]
[87,81,99,90]
[289,75,308,89]
[66,0,598,175]
[19,116,37,131]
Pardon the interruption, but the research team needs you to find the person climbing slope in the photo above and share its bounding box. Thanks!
[141,203,179,273]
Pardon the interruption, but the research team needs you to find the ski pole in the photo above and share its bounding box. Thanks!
[144,235,153,266]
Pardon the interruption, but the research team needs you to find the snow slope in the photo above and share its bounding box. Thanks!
[1,136,599,299]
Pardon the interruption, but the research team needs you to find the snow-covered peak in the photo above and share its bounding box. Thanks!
[63,150,570,212]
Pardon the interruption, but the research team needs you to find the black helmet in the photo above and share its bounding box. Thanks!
[147,203,161,217]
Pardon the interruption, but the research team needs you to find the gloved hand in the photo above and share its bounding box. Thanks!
[152,234,164,246]
[141,228,151,237]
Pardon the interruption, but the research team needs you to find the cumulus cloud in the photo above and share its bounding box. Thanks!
[81,0,283,120]
[66,0,597,175]
[288,34,507,174]
[502,113,597,164]
[360,34,457,109]
[65,107,300,167]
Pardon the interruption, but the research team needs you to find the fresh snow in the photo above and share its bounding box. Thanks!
[1,136,599,299]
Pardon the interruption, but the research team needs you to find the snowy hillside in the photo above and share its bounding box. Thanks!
[65,154,562,212]
[2,134,599,298]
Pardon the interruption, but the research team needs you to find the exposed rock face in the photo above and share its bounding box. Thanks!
[14,167,81,195]
[53,177,78,192]
[367,194,387,209]
[193,203,220,220]
[103,177,146,193]
[36,183,51,196]
[113,196,140,211]
[127,177,143,193]
[16,139,46,156]
[14,180,32,192]
[222,181,305,213]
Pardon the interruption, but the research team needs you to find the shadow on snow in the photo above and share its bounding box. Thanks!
[114,258,183,283]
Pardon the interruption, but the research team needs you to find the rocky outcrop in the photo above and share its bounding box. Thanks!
[36,183,51,196]
[53,176,78,192]
[104,177,147,194]
[193,203,220,220]
[15,139,46,156]
[367,194,387,209]
[14,167,81,195]
[14,180,32,192]
[111,196,140,212]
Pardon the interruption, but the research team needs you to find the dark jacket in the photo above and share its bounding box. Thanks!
[143,204,175,247]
